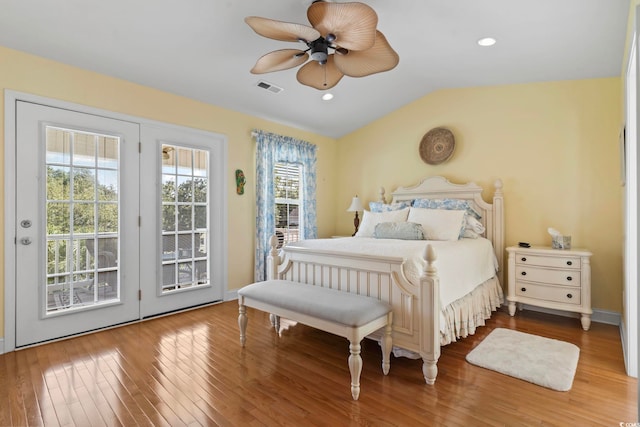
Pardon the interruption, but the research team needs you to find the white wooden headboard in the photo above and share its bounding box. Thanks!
[379,176,505,285]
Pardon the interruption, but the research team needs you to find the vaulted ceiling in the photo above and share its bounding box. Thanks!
[0,0,629,138]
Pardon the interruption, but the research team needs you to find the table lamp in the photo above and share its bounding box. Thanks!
[347,196,364,236]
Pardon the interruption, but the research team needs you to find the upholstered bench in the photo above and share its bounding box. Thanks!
[237,279,393,400]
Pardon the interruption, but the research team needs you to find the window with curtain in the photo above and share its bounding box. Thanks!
[274,162,301,246]
[254,130,317,282]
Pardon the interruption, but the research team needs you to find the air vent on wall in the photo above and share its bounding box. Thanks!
[256,80,283,94]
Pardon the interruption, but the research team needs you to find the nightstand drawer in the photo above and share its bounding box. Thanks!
[515,283,581,305]
[515,266,581,287]
[515,254,581,269]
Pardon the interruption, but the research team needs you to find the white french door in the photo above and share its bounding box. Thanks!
[10,97,227,349]
[139,125,225,317]
[15,101,141,347]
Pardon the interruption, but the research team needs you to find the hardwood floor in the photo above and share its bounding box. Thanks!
[0,301,636,426]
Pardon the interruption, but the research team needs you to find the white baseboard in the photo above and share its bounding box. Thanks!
[225,289,238,301]
[0,338,4,355]
[519,303,621,326]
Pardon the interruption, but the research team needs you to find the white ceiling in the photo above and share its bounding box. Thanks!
[0,0,630,138]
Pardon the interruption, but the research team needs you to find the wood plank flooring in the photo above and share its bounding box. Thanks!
[0,301,636,426]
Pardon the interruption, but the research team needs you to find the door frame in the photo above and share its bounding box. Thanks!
[4,90,228,352]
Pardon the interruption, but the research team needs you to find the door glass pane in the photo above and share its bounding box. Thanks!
[98,203,118,233]
[161,143,209,293]
[177,176,192,203]
[46,127,71,165]
[73,168,96,200]
[97,170,118,201]
[73,132,96,167]
[45,126,120,314]
[97,136,118,169]
[47,166,71,200]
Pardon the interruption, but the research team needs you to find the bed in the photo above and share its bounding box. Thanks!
[265,176,505,384]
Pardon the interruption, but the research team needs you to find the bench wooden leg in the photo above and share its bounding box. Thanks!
[269,313,280,333]
[348,342,363,400]
[381,320,392,375]
[238,304,247,347]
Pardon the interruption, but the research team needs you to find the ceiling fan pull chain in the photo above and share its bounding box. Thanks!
[323,64,327,87]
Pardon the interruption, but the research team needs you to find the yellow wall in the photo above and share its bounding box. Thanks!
[335,78,623,313]
[0,44,626,342]
[0,45,338,338]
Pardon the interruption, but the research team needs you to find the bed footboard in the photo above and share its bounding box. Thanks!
[266,235,441,384]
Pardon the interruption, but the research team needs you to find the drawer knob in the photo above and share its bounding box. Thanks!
[566,276,573,281]
[521,287,526,292]
[567,261,572,266]
[521,257,527,262]
[567,293,573,299]
[521,271,527,276]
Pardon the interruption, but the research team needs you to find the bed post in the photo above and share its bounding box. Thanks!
[266,234,281,329]
[419,244,441,385]
[378,186,387,203]
[266,234,280,281]
[492,179,505,286]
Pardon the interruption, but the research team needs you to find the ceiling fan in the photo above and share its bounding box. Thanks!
[245,1,399,90]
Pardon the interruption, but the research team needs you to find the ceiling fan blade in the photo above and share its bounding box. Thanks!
[245,16,320,43]
[296,55,344,90]
[334,31,399,77]
[250,49,309,74]
[307,1,377,51]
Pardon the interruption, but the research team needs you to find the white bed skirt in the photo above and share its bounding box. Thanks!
[441,276,503,345]
[392,276,503,359]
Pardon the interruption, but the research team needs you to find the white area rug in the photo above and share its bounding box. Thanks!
[465,328,580,391]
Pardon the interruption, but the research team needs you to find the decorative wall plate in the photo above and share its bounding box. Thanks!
[419,127,455,165]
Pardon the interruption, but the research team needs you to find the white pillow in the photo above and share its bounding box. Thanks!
[407,207,466,241]
[355,208,409,237]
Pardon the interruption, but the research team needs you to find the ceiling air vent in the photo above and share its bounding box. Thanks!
[256,80,283,94]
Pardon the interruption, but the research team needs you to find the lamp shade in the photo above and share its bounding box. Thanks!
[347,196,364,212]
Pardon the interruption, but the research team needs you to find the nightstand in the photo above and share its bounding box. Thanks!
[506,246,592,331]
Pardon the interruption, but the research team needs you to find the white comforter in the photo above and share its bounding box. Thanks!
[283,237,499,309]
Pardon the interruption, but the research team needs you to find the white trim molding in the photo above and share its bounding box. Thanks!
[225,289,238,301]
[521,304,621,326]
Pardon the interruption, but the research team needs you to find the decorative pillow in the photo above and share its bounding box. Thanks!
[369,201,411,213]
[412,198,482,220]
[462,229,480,239]
[407,207,466,241]
[374,222,425,240]
[463,216,486,238]
[355,208,410,237]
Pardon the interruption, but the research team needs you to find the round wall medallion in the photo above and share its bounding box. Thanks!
[419,127,455,165]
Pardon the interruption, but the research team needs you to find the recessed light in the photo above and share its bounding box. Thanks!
[477,37,496,47]
[322,93,334,101]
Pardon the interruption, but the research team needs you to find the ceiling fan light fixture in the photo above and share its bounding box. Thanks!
[310,51,328,63]
[322,93,334,101]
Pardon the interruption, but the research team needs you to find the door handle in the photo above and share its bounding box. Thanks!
[20,237,32,245]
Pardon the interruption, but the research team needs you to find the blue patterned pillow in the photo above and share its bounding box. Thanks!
[411,198,482,220]
[374,222,425,240]
[369,201,411,213]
